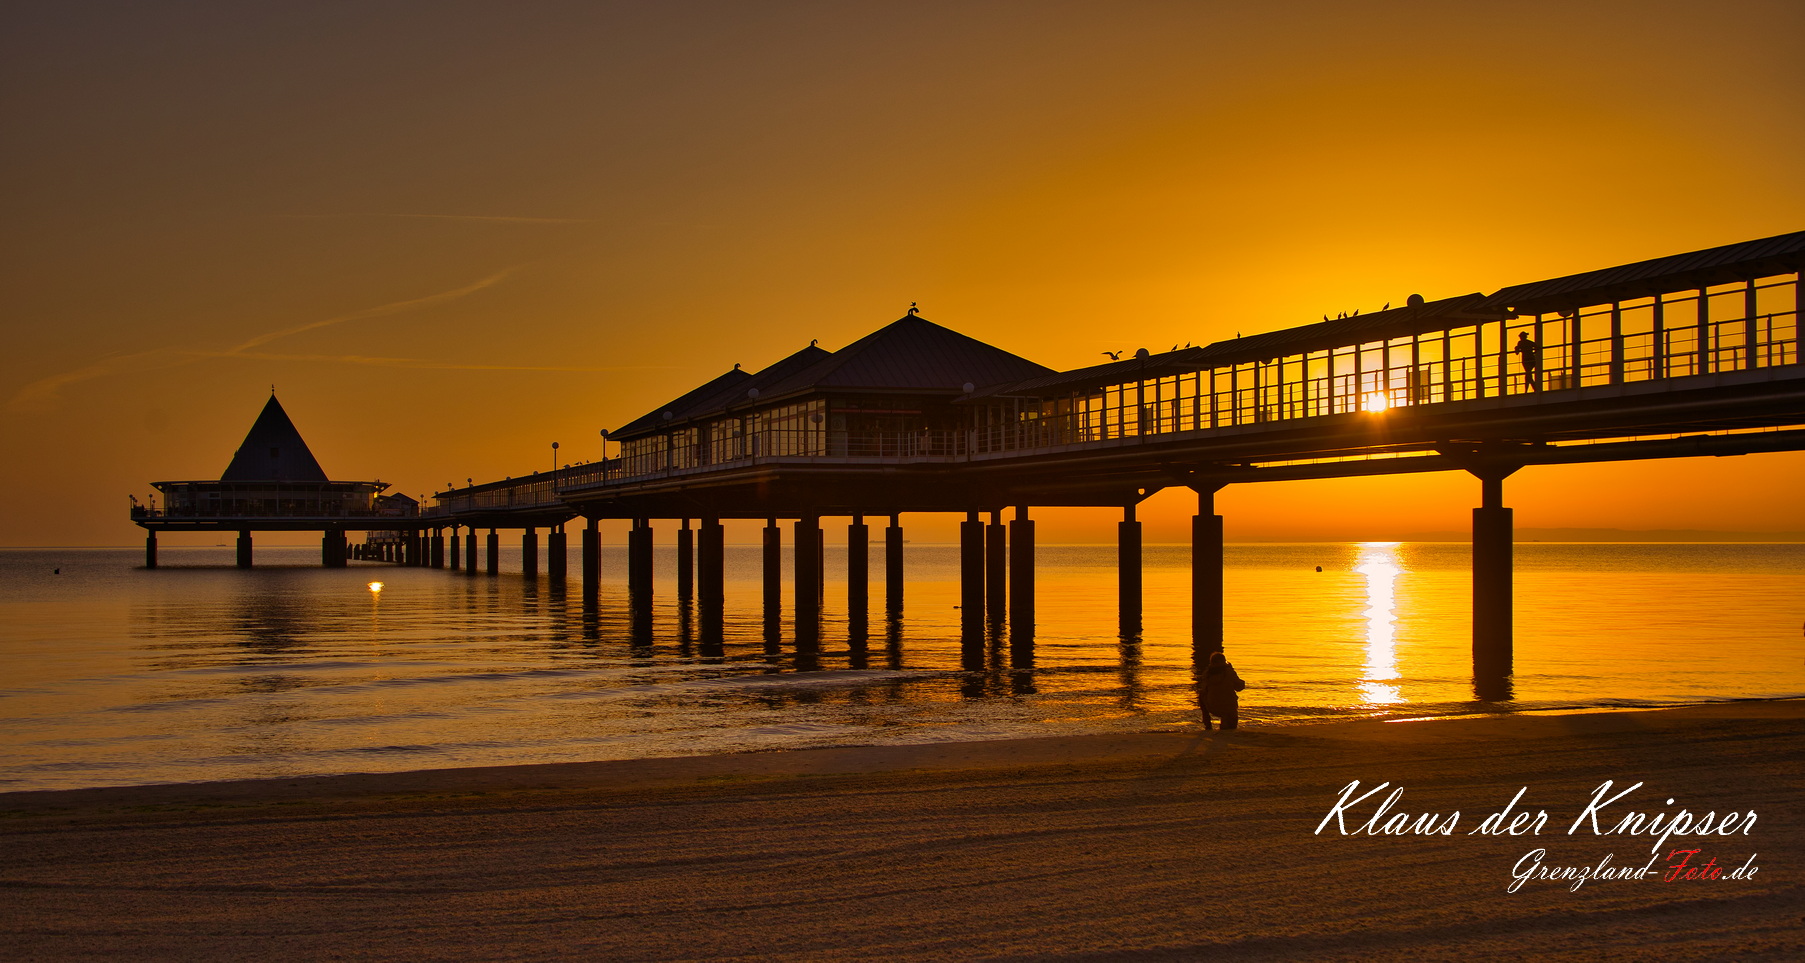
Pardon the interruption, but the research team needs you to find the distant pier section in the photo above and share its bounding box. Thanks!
[130,393,417,568]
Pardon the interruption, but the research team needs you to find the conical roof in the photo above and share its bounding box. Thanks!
[220,395,330,482]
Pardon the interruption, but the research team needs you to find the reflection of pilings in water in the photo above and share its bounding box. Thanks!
[1117,631,1144,710]
[580,583,600,642]
[1472,673,1514,702]
[884,611,903,670]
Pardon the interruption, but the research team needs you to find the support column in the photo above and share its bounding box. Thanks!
[324,528,347,568]
[885,513,903,615]
[1008,506,1035,638]
[547,524,567,582]
[522,527,538,577]
[762,520,782,629]
[581,518,600,595]
[1472,471,1516,685]
[794,516,821,638]
[486,529,499,576]
[699,517,725,632]
[1192,486,1225,653]
[847,515,869,624]
[960,510,984,638]
[145,530,158,569]
[449,529,461,571]
[465,526,478,575]
[1119,504,1142,632]
[677,519,694,602]
[985,509,1007,626]
[628,519,654,609]
[431,530,445,569]
[236,529,253,569]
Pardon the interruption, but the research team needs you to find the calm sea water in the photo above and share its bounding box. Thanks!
[1,543,1800,792]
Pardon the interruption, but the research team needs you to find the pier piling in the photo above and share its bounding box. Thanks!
[847,515,869,626]
[885,514,903,615]
[236,530,253,569]
[522,527,538,578]
[1118,505,1142,632]
[762,519,782,630]
[486,529,499,576]
[145,531,157,569]
[986,509,1006,627]
[581,518,600,595]
[547,524,567,582]
[794,515,822,640]
[1008,506,1034,640]
[1192,486,1225,653]
[1471,469,1517,686]
[677,519,694,601]
[960,510,984,639]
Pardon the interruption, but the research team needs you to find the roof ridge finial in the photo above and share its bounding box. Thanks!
[908,301,919,316]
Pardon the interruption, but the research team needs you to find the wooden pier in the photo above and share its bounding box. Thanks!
[134,232,1805,691]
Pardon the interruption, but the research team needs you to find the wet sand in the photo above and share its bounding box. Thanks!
[2,702,1800,960]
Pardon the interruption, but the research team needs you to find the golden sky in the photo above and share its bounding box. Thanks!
[3,1,1802,546]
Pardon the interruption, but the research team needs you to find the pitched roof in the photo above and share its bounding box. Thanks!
[612,366,754,439]
[1482,229,1805,314]
[755,315,1054,400]
[220,395,330,482]
[610,343,840,438]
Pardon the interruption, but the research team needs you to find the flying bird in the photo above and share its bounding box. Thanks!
[1102,350,1123,360]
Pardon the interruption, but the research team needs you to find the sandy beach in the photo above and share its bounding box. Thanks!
[2,702,1799,960]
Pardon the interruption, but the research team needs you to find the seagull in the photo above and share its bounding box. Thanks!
[1381,302,1390,311]
[1102,350,1123,360]
[1352,308,1359,317]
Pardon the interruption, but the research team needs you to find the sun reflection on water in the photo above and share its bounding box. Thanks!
[1354,542,1405,706]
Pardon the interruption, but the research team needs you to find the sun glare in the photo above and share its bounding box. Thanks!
[1362,392,1392,413]
[368,581,384,593]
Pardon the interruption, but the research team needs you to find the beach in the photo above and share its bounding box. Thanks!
[2,701,1798,960]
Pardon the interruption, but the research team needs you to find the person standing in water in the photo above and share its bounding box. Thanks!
[1201,651,1246,730]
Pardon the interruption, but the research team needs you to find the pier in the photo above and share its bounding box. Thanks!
[134,232,1805,689]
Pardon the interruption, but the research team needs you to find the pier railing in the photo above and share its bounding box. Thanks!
[422,269,1800,518]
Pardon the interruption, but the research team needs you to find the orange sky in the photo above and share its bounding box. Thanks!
[3,1,1802,546]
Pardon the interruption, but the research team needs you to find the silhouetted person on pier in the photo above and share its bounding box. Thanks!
[1201,651,1245,730]
[1514,332,1542,391]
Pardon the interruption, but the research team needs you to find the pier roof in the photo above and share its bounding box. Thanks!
[220,394,330,482]
[1484,229,1805,314]
[754,314,1054,402]
[611,343,835,439]
[612,366,754,439]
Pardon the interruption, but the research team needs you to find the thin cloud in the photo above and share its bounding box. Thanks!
[6,270,534,414]
[222,351,677,373]
[284,213,591,224]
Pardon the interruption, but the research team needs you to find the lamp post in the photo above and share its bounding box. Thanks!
[551,441,560,476]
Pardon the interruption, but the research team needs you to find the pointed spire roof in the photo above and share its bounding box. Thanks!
[220,394,330,481]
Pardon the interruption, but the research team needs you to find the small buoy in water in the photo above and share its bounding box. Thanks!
[53,568,61,575]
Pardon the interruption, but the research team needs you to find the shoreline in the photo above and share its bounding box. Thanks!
[3,699,1799,958]
[3,696,1799,806]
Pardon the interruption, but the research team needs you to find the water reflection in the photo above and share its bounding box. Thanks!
[1354,543,1405,706]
